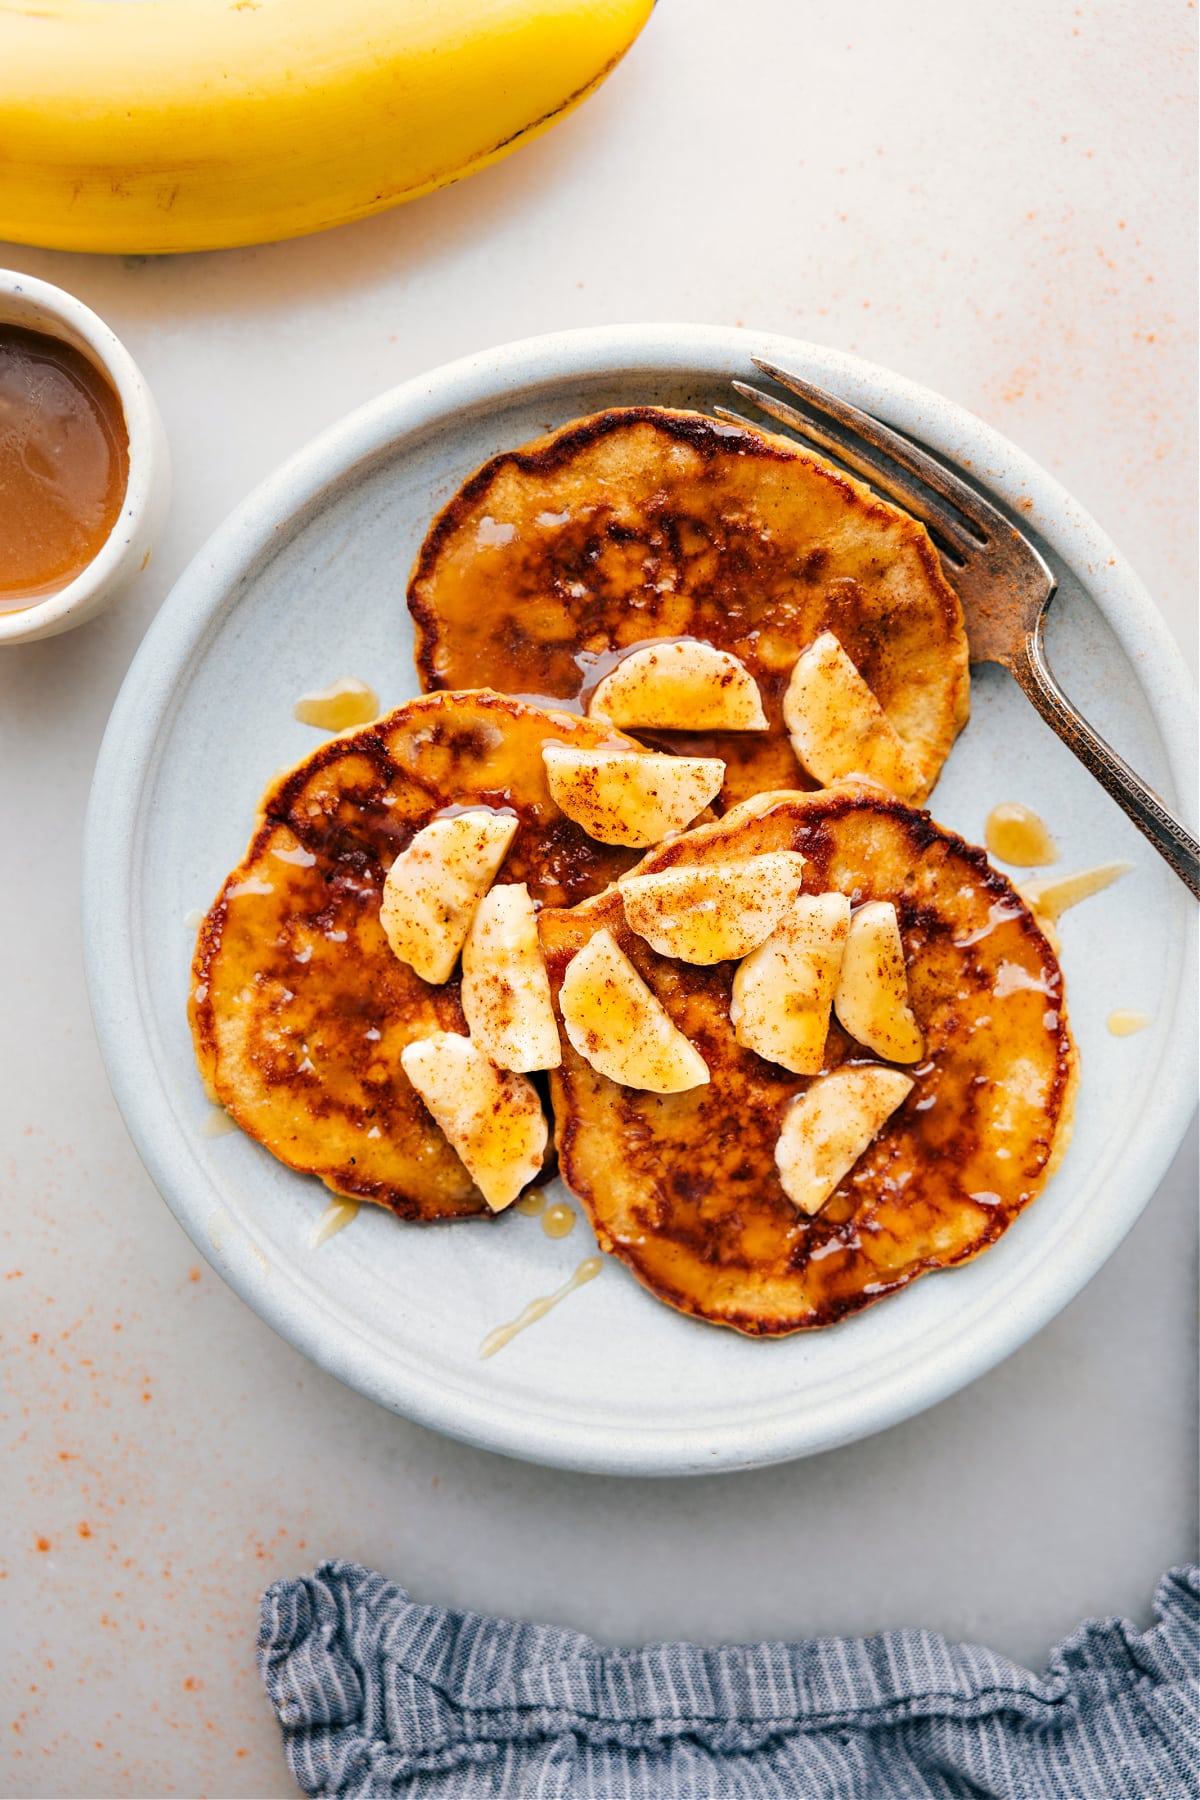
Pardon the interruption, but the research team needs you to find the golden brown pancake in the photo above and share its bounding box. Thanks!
[408,408,970,807]
[539,787,1076,1334]
[190,691,647,1220]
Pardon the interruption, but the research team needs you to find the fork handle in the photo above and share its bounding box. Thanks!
[1010,616,1200,899]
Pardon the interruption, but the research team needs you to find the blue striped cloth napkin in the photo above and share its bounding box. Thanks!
[258,1559,1198,1798]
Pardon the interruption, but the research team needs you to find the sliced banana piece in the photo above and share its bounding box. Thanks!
[730,892,851,1074]
[776,1065,914,1216]
[461,882,561,1072]
[783,632,924,799]
[588,640,768,731]
[541,745,724,848]
[400,1031,547,1211]
[559,928,709,1093]
[619,852,806,964]
[380,810,517,985]
[833,900,923,1062]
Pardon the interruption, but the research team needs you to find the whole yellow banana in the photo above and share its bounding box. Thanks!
[0,0,653,254]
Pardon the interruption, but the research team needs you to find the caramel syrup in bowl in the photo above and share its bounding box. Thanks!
[0,325,130,611]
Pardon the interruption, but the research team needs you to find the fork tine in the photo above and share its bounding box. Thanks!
[716,398,892,487]
[751,357,1017,548]
[712,404,768,434]
[734,379,981,563]
[718,398,966,578]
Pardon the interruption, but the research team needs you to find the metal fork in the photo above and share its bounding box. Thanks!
[718,359,1199,898]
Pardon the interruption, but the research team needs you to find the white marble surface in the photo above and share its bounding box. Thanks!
[1,1,1195,1794]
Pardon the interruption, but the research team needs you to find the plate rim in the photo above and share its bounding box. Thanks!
[83,323,1199,1475]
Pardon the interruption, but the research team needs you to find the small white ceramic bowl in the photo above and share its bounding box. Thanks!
[0,269,170,645]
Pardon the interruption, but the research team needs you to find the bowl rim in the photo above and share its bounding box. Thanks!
[0,267,168,643]
[82,323,1199,1474]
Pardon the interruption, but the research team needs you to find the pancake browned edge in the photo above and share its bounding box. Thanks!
[189,690,647,1222]
[538,787,1077,1335]
[407,407,970,808]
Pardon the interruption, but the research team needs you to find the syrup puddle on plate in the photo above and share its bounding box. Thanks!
[202,1107,238,1138]
[1107,1010,1152,1037]
[985,802,1058,867]
[478,1257,603,1360]
[514,1191,577,1236]
[293,678,380,732]
[1018,861,1132,922]
[309,1199,360,1248]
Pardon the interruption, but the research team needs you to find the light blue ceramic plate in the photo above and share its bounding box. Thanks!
[83,326,1197,1475]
